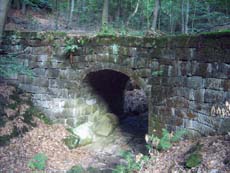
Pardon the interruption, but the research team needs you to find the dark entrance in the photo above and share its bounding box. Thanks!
[84,69,148,154]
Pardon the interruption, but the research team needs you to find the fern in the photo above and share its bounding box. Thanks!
[171,129,187,142]
[147,128,187,151]
[158,129,171,150]
[28,153,48,170]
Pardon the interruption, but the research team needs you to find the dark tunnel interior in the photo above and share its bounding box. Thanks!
[84,69,148,136]
[84,69,130,118]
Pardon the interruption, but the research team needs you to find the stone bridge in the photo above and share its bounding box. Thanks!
[1,31,230,136]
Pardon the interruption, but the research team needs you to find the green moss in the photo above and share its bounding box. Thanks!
[0,135,11,146]
[28,153,48,170]
[23,108,36,126]
[185,142,203,168]
[199,29,230,36]
[67,165,85,173]
[9,94,21,104]
[186,153,202,168]
[0,117,6,127]
[23,107,52,125]
[8,102,18,109]
[63,135,80,149]
[0,126,28,146]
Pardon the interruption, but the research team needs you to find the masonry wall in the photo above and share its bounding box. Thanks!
[1,31,230,136]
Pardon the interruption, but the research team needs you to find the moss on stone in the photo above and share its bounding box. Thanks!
[63,135,80,149]
[186,153,202,168]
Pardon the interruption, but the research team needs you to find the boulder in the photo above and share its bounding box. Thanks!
[72,122,94,146]
[92,113,119,137]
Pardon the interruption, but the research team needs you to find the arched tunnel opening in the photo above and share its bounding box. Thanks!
[83,69,148,154]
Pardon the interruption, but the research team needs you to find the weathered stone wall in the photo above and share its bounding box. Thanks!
[1,31,230,136]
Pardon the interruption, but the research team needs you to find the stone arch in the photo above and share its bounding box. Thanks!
[81,63,149,121]
[80,63,148,93]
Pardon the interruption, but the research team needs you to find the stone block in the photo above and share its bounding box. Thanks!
[19,84,48,94]
[166,96,190,108]
[218,118,230,134]
[45,68,60,78]
[182,118,216,136]
[194,89,205,103]
[187,76,204,89]
[223,80,230,91]
[204,89,224,103]
[204,78,224,91]
[191,62,211,77]
[208,63,229,79]
[48,88,69,98]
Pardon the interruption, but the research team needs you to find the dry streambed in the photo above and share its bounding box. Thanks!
[0,83,230,173]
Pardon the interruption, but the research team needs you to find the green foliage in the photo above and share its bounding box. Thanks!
[0,126,27,146]
[67,165,85,173]
[63,135,80,149]
[158,129,172,150]
[152,70,163,76]
[67,165,101,173]
[146,128,187,151]
[24,107,52,125]
[112,151,149,173]
[98,25,116,36]
[0,55,34,78]
[185,142,203,168]
[171,129,187,142]
[28,153,48,170]
[0,134,11,146]
[186,153,202,168]
[64,38,79,54]
[23,0,52,10]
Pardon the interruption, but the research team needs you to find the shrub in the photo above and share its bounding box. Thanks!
[112,151,149,173]
[146,128,187,151]
[67,165,85,173]
[98,25,116,36]
[186,153,202,168]
[185,142,203,168]
[28,153,48,170]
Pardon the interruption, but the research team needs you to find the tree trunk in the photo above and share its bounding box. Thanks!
[22,0,26,15]
[185,0,190,34]
[191,0,197,33]
[181,0,185,33]
[68,0,75,28]
[0,0,11,44]
[102,0,109,26]
[55,0,59,30]
[151,0,160,31]
[126,0,140,26]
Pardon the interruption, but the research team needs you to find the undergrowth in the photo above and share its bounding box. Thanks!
[28,153,48,170]
[112,128,187,173]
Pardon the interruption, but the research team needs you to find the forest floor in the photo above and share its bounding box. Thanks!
[0,83,230,173]
[5,9,99,35]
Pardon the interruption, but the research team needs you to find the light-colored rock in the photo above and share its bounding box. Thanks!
[93,113,119,137]
[73,122,94,146]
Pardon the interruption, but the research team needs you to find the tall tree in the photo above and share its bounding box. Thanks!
[185,0,190,34]
[181,0,190,34]
[68,0,75,28]
[126,0,140,26]
[102,0,109,26]
[151,0,160,31]
[0,0,11,44]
